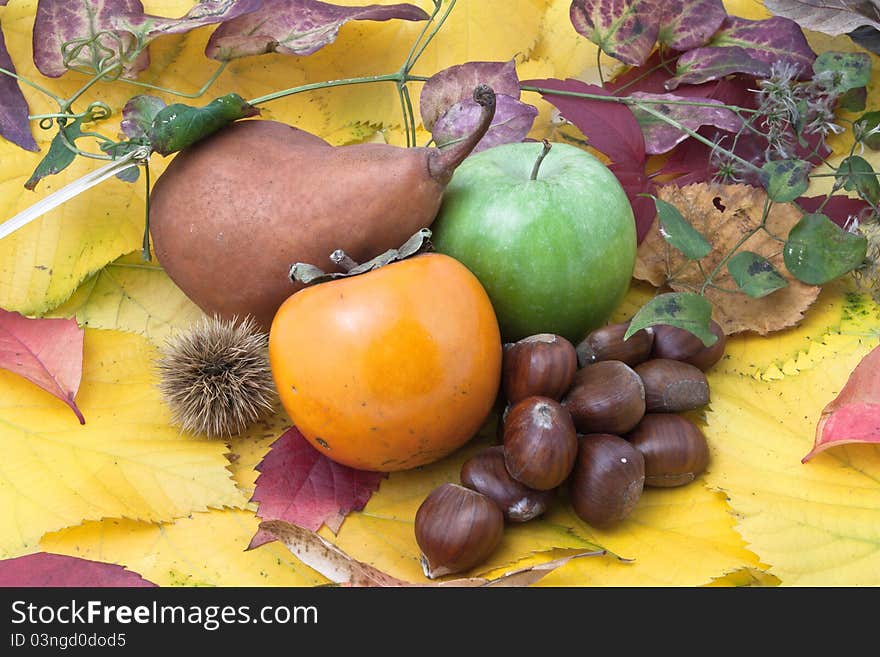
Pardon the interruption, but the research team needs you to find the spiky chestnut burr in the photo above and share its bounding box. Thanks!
[157,315,276,437]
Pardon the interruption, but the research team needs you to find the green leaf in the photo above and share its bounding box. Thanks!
[783,213,868,285]
[836,155,880,205]
[24,118,84,191]
[760,159,810,203]
[856,111,880,149]
[813,51,872,93]
[837,87,867,113]
[650,196,712,260]
[726,251,788,298]
[148,94,260,156]
[624,292,717,347]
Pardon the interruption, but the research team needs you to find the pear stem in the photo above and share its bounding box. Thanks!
[427,84,496,184]
[530,140,552,181]
[330,250,359,272]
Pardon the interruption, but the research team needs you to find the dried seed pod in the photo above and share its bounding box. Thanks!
[635,359,710,412]
[503,396,578,490]
[626,414,709,487]
[562,360,646,435]
[651,321,727,371]
[157,315,276,437]
[461,446,555,522]
[414,483,504,579]
[569,433,645,528]
[502,333,578,403]
[575,322,654,367]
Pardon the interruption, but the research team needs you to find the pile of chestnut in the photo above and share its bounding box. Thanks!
[414,319,727,579]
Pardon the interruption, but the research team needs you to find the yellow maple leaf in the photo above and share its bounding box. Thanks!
[48,251,206,344]
[704,295,880,585]
[0,328,247,558]
[40,510,326,587]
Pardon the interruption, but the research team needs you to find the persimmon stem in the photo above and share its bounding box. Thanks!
[331,250,359,272]
[530,140,552,180]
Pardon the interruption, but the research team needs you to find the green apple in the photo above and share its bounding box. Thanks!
[431,141,636,343]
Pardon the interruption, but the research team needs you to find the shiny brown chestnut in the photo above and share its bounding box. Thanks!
[502,334,578,403]
[626,414,710,487]
[503,396,578,491]
[461,446,555,522]
[635,358,710,412]
[562,360,646,435]
[414,483,504,579]
[651,320,727,371]
[569,433,645,528]
[575,322,654,368]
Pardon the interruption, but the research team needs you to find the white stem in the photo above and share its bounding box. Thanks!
[0,149,147,241]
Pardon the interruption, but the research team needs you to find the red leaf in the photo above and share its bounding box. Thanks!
[803,345,880,462]
[796,195,871,229]
[248,427,386,549]
[525,78,644,166]
[0,553,156,587]
[0,309,85,423]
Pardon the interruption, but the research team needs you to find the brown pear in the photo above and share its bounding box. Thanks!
[148,85,497,329]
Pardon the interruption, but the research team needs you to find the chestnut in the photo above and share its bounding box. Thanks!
[502,396,578,490]
[575,322,654,368]
[562,360,646,435]
[569,433,645,528]
[461,446,555,522]
[651,320,727,371]
[414,483,504,579]
[626,414,710,487]
[502,333,578,403]
[634,358,709,412]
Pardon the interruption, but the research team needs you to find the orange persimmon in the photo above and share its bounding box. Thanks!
[269,253,503,472]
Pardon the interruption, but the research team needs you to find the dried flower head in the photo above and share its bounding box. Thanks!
[157,316,276,438]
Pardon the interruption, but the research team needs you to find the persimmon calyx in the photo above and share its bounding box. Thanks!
[290,228,434,286]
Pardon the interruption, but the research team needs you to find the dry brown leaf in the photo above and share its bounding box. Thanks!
[258,520,607,587]
[634,183,821,334]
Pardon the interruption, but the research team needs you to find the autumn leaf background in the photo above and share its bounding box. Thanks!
[0,0,879,587]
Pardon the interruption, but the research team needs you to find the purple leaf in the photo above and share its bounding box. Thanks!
[248,427,386,550]
[121,0,261,39]
[666,45,771,89]
[432,94,538,153]
[33,0,148,78]
[120,94,166,139]
[206,0,429,60]
[658,0,727,50]
[33,0,260,78]
[707,15,815,73]
[0,553,156,587]
[630,91,742,154]
[420,60,522,131]
[0,23,38,152]
[525,78,645,166]
[569,0,659,67]
[612,165,657,243]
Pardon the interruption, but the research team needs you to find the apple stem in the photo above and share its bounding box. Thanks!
[530,140,552,181]
[330,249,359,272]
